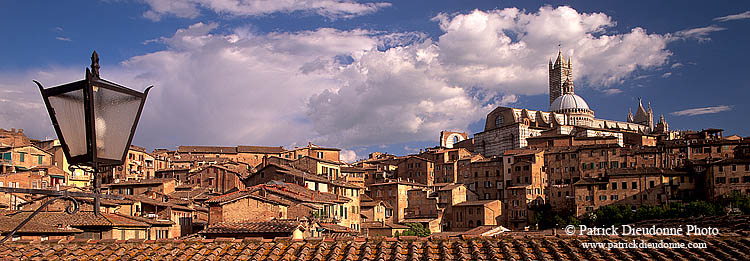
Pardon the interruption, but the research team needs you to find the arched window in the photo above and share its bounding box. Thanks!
[469,220,474,227]
[495,115,504,127]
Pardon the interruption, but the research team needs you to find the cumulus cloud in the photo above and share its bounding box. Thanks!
[714,11,750,22]
[1,6,675,151]
[141,0,391,21]
[661,72,672,78]
[674,25,726,42]
[340,149,357,163]
[671,62,683,68]
[433,6,670,90]
[671,105,731,116]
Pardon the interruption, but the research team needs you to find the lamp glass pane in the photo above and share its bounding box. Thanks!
[47,89,87,157]
[92,85,143,161]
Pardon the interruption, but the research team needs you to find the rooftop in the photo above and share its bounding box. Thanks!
[0,236,746,260]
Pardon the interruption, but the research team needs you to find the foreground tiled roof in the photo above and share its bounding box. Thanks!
[1,236,749,260]
[201,220,303,235]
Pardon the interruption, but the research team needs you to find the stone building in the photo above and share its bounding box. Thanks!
[368,180,426,224]
[186,165,248,194]
[205,190,289,224]
[0,144,52,174]
[474,50,663,157]
[395,155,435,186]
[281,143,341,162]
[445,200,502,231]
[504,150,546,229]
[112,145,155,182]
[704,146,750,198]
[572,168,696,217]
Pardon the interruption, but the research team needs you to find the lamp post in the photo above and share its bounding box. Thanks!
[35,51,152,215]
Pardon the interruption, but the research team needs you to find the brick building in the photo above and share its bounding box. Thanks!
[186,165,249,194]
[205,190,289,224]
[395,155,435,186]
[112,145,155,182]
[281,143,341,162]
[368,180,426,224]
[445,200,502,231]
[572,168,695,217]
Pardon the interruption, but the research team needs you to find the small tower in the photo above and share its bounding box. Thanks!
[647,102,654,130]
[627,108,634,123]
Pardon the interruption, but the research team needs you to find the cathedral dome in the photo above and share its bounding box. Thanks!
[550,93,590,112]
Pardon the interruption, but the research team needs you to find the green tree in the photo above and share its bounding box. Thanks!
[400,223,431,237]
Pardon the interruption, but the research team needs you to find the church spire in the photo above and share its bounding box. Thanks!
[554,49,563,66]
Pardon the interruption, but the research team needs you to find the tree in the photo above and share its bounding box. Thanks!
[400,223,431,237]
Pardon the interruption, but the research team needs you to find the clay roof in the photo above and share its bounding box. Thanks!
[370,180,427,187]
[453,200,499,207]
[102,214,150,228]
[120,195,193,212]
[341,166,366,173]
[319,223,354,233]
[607,167,689,176]
[205,190,290,206]
[237,145,285,154]
[248,182,350,204]
[113,213,174,226]
[361,221,408,229]
[200,220,303,235]
[105,178,174,187]
[1,236,748,259]
[178,146,237,154]
[0,212,85,234]
[438,183,463,191]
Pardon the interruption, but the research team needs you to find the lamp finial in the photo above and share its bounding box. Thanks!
[91,51,100,78]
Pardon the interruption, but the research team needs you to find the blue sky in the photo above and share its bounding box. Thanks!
[1,0,749,162]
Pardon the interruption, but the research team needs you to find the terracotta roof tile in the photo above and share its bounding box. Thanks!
[236,145,285,154]
[201,220,303,235]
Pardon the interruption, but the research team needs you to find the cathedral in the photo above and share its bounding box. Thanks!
[473,50,669,157]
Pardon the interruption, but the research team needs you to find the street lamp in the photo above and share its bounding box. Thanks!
[35,51,152,215]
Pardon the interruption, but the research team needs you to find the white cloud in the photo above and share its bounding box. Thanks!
[671,62,683,68]
[714,11,750,22]
[601,88,622,95]
[141,0,391,21]
[661,72,672,78]
[340,149,357,163]
[674,25,726,42]
[1,6,674,151]
[55,37,71,42]
[671,105,731,116]
[433,6,670,90]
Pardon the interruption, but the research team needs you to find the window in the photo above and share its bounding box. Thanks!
[743,176,750,183]
[495,115,504,126]
[716,177,726,184]
[621,182,627,189]
[599,195,606,201]
[317,152,324,158]
[732,165,737,171]
[612,182,617,190]
[649,180,655,188]
[719,166,724,172]
[18,152,25,162]
[37,155,43,164]
[611,195,619,200]
[729,178,739,184]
